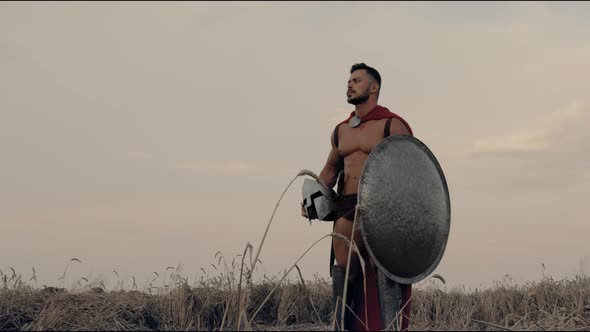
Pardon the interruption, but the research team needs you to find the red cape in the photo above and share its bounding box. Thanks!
[339,105,414,136]
[349,261,412,331]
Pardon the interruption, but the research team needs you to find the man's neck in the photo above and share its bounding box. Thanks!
[354,101,378,119]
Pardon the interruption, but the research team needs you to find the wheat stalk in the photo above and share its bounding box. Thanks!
[294,264,327,329]
[57,258,82,288]
[235,242,253,330]
[431,274,446,285]
[250,173,299,275]
[248,232,335,325]
[296,169,331,193]
[472,318,515,331]
[250,169,331,276]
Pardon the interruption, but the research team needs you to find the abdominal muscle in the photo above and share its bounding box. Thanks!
[341,151,370,195]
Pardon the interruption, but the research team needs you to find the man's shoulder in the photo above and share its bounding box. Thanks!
[389,117,412,135]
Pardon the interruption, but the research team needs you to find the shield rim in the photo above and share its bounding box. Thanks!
[357,134,451,284]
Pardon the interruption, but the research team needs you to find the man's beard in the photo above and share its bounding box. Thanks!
[347,91,370,105]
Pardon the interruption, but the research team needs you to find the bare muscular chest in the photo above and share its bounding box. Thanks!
[337,119,388,158]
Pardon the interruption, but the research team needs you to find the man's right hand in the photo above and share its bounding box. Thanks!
[301,203,309,219]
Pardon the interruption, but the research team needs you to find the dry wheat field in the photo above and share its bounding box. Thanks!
[1,261,589,331]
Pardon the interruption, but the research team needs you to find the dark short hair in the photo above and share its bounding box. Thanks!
[350,63,381,88]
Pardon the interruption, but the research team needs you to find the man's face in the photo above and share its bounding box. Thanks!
[346,69,374,105]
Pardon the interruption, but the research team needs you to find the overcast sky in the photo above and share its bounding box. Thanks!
[1,1,589,291]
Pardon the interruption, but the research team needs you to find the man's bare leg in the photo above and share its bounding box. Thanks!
[332,216,364,283]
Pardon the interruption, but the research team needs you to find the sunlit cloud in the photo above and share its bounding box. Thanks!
[471,101,590,154]
[463,101,590,192]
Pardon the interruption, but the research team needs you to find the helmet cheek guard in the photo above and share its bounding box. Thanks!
[302,178,336,222]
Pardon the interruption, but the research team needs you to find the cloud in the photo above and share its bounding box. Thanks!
[471,101,590,155]
[172,161,254,175]
[459,102,590,193]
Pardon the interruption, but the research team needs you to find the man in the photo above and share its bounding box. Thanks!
[302,63,413,331]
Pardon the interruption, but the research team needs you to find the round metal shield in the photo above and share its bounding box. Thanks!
[357,134,450,284]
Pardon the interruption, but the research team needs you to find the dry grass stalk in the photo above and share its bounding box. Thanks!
[294,264,327,330]
[471,318,514,331]
[250,169,330,276]
[251,172,302,276]
[236,243,254,331]
[297,169,331,193]
[248,233,335,325]
[244,169,335,328]
[57,259,82,289]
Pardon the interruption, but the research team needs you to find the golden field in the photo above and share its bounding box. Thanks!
[1,263,589,331]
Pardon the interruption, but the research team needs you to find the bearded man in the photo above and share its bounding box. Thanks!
[302,63,413,331]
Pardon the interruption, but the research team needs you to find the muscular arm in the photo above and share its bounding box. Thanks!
[389,118,412,136]
[319,128,343,190]
[301,128,343,218]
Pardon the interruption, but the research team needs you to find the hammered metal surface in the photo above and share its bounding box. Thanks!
[358,134,450,284]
